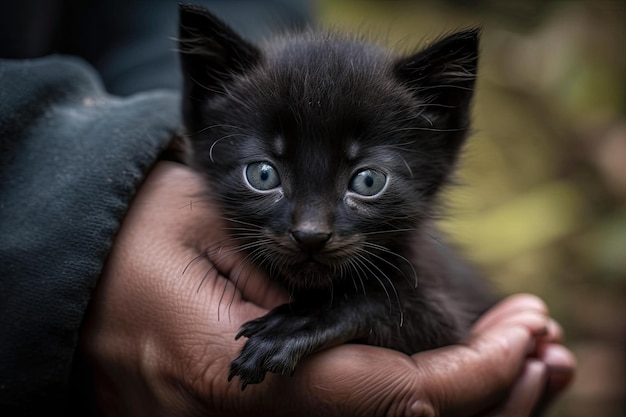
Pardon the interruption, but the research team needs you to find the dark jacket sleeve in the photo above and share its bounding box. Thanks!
[0,56,181,415]
[0,0,313,96]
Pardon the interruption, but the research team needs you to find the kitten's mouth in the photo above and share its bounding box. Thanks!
[294,257,330,273]
[299,258,326,269]
[269,237,363,289]
[278,258,336,289]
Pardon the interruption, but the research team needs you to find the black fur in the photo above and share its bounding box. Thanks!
[179,4,495,389]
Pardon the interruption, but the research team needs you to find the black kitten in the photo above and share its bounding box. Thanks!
[178,4,495,389]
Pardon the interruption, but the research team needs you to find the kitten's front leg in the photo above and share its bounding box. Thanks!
[228,299,375,390]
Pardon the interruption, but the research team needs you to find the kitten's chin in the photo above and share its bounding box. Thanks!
[278,261,337,290]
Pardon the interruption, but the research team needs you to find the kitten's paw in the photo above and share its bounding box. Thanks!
[228,334,299,390]
[228,307,315,389]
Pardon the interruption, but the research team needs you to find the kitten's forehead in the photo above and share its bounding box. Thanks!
[254,35,421,143]
[227,33,432,169]
[263,33,392,100]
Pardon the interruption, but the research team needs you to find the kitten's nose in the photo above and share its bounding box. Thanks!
[289,230,331,252]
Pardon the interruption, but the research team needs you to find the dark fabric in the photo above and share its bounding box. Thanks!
[0,2,312,414]
[0,0,314,95]
[0,56,181,415]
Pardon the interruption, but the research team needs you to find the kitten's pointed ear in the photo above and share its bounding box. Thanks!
[178,5,261,104]
[394,28,480,125]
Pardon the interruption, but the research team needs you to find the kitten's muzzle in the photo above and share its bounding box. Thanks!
[289,230,332,253]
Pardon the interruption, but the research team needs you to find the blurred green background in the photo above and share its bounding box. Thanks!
[315,1,625,416]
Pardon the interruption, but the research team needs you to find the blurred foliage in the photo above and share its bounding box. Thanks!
[316,1,625,416]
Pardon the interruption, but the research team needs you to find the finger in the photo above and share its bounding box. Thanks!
[473,294,548,334]
[543,318,563,344]
[533,344,576,413]
[261,325,537,417]
[484,360,547,417]
[142,162,289,309]
[529,318,564,361]
[472,311,550,361]
[478,311,549,338]
[421,326,539,417]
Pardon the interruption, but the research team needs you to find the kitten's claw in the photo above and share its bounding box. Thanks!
[229,306,314,388]
[228,361,261,391]
[229,331,300,388]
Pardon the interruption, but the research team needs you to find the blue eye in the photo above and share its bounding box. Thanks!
[245,161,281,191]
[349,169,387,196]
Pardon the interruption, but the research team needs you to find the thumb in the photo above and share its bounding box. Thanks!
[411,326,536,417]
[269,325,534,417]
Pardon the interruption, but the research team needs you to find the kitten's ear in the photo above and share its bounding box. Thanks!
[178,5,261,104]
[394,28,479,125]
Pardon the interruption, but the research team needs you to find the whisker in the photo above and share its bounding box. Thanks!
[182,252,209,275]
[359,227,418,236]
[226,259,253,322]
[355,250,405,327]
[347,257,368,297]
[187,123,249,137]
[389,126,465,133]
[209,133,249,163]
[352,252,393,312]
[220,216,264,229]
[426,232,445,246]
[206,238,276,319]
[362,242,418,289]
[196,262,218,293]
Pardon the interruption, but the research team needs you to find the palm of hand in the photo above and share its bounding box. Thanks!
[79,162,574,417]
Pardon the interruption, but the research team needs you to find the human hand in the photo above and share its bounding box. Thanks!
[79,162,574,416]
